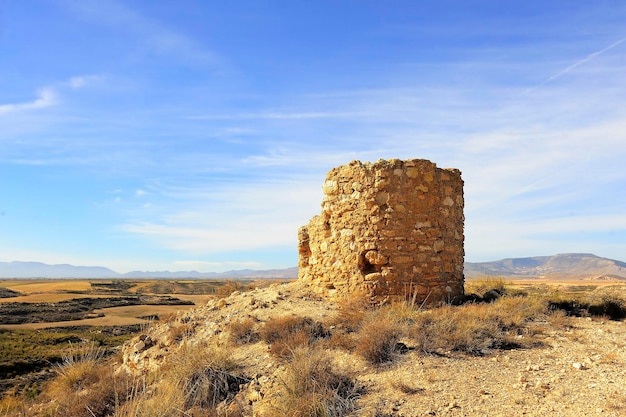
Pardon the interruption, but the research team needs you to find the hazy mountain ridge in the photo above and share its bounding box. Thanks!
[0,261,298,279]
[465,253,626,280]
[1,254,624,280]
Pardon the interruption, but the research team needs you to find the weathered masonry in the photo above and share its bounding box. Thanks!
[298,159,464,305]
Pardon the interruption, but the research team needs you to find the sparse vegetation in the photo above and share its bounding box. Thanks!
[35,343,134,417]
[0,296,193,325]
[228,317,259,345]
[0,325,139,398]
[1,279,625,416]
[0,289,21,299]
[354,309,403,364]
[269,346,359,417]
[261,316,328,358]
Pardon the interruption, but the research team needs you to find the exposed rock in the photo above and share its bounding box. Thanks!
[482,289,503,303]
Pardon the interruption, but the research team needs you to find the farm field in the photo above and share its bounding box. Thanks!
[0,278,283,396]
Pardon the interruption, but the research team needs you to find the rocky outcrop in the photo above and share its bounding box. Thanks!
[298,159,464,304]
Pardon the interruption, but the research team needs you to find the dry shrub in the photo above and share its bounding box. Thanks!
[113,375,183,417]
[324,329,357,351]
[214,280,247,299]
[354,310,403,364]
[40,342,134,417]
[410,295,547,355]
[269,346,358,417]
[547,286,626,320]
[385,299,425,324]
[332,289,371,332]
[261,316,327,358]
[585,287,626,320]
[465,277,507,297]
[545,308,571,328]
[162,341,245,411]
[118,340,246,416]
[229,317,259,344]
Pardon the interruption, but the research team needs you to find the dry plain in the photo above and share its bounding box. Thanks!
[1,277,625,416]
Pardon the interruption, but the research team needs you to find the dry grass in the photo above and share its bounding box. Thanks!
[261,316,328,358]
[0,394,27,416]
[35,342,135,417]
[5,280,624,416]
[464,277,507,297]
[332,289,371,332]
[406,295,547,355]
[228,317,259,344]
[269,346,359,417]
[214,280,247,299]
[546,285,626,320]
[354,310,403,364]
[116,340,246,416]
[0,339,244,416]
[166,321,196,343]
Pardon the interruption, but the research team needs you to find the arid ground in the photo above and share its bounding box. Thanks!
[1,277,625,417]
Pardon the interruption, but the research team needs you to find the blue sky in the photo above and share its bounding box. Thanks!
[1,1,625,273]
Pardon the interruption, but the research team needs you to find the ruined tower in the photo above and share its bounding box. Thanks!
[298,159,464,304]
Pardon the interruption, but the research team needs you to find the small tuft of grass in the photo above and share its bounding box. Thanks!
[261,316,328,358]
[269,346,359,417]
[331,289,372,332]
[391,380,424,395]
[354,310,403,365]
[229,317,259,344]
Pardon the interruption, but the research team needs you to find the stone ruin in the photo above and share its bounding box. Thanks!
[298,158,464,305]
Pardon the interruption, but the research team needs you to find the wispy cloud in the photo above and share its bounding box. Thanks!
[0,88,56,115]
[119,178,322,255]
[187,111,370,121]
[524,37,626,95]
[0,74,99,117]
[61,0,224,68]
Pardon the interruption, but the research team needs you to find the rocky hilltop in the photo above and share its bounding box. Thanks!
[117,280,626,416]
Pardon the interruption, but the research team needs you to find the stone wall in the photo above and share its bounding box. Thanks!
[298,159,464,305]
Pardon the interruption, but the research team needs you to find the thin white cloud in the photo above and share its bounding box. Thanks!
[0,88,56,115]
[173,260,265,270]
[119,178,322,255]
[61,0,223,68]
[67,75,101,89]
[0,74,97,117]
[187,111,370,121]
[524,37,626,95]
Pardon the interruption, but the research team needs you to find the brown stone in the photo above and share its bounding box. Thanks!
[297,158,464,305]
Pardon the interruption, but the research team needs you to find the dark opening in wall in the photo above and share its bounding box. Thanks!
[358,252,378,275]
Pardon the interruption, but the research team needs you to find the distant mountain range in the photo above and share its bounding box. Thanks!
[1,253,625,280]
[0,261,298,279]
[465,253,626,280]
